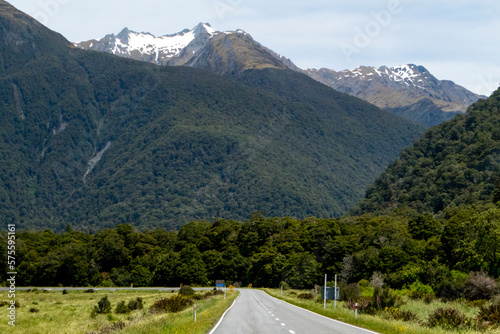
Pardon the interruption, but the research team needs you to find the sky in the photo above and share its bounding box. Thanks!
[8,0,500,96]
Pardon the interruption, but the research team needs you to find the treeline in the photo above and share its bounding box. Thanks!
[4,206,500,292]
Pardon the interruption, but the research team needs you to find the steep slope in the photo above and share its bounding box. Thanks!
[356,88,500,215]
[0,2,424,231]
[305,65,485,127]
[76,23,292,74]
[78,26,483,127]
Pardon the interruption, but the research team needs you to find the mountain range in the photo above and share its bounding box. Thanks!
[0,1,424,231]
[76,23,485,127]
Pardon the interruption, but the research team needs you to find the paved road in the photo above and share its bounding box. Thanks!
[210,289,378,334]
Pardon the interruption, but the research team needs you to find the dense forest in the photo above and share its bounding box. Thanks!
[357,87,500,215]
[5,204,500,294]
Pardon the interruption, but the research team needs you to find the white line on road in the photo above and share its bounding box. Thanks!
[289,331,295,334]
[207,293,241,334]
[281,323,286,326]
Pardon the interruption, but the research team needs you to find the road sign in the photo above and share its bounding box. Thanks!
[321,287,340,300]
[229,285,233,293]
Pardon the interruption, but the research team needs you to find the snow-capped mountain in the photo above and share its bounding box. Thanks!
[75,23,294,74]
[305,65,486,126]
[76,24,484,126]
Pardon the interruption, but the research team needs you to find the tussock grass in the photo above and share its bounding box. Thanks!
[0,289,238,334]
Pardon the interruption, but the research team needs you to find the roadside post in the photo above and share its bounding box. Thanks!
[334,274,337,309]
[194,304,197,322]
[323,274,327,309]
[355,303,358,319]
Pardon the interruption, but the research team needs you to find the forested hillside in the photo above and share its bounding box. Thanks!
[357,88,500,215]
[0,1,424,231]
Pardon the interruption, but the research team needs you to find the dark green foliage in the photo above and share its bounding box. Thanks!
[84,289,95,293]
[94,296,111,314]
[150,295,192,313]
[427,308,469,330]
[62,289,68,295]
[127,297,143,311]
[0,2,424,232]
[115,301,130,314]
[358,88,500,216]
[339,283,362,302]
[29,307,39,313]
[297,293,314,300]
[178,285,195,297]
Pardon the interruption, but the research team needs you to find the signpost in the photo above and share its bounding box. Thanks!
[324,274,327,308]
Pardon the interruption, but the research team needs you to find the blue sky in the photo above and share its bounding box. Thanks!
[9,0,500,95]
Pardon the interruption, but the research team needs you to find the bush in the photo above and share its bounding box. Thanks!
[115,301,130,314]
[297,293,314,300]
[385,307,419,322]
[339,283,361,302]
[408,281,434,299]
[178,285,195,297]
[62,289,68,295]
[0,301,8,307]
[370,272,384,289]
[427,308,469,330]
[477,303,500,325]
[289,292,297,296]
[84,289,95,293]
[127,297,143,310]
[465,271,497,301]
[29,307,39,313]
[437,271,467,301]
[94,295,112,314]
[423,294,435,304]
[151,295,192,313]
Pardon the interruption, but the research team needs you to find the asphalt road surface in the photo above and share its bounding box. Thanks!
[210,289,379,334]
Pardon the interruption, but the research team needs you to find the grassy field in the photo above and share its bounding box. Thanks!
[0,288,238,334]
[264,289,500,334]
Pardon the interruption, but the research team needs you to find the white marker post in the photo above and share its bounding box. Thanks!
[281,284,283,295]
[194,304,197,322]
[334,274,337,310]
[323,274,327,309]
[355,303,358,319]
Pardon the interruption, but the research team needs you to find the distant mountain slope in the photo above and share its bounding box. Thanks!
[356,87,500,215]
[305,65,486,127]
[77,25,484,127]
[0,2,424,231]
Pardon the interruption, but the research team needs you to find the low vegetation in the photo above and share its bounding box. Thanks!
[0,288,238,334]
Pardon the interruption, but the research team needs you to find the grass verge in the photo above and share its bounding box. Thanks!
[263,289,500,334]
[0,288,238,334]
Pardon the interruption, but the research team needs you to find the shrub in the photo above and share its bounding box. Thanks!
[29,307,39,313]
[423,294,435,304]
[84,289,95,293]
[151,295,192,313]
[178,285,195,297]
[0,301,8,307]
[115,301,130,314]
[385,307,419,322]
[370,272,384,289]
[14,300,20,308]
[427,308,469,330]
[289,292,297,296]
[477,303,500,325]
[408,281,434,299]
[62,289,68,295]
[297,293,314,300]
[94,295,112,314]
[468,299,487,308]
[437,271,467,301]
[465,271,497,301]
[127,297,143,310]
[339,283,361,302]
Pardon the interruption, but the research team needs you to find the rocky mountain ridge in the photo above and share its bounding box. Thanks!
[76,24,485,126]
